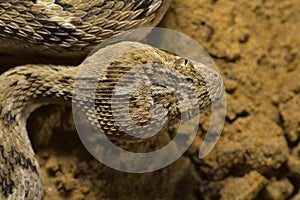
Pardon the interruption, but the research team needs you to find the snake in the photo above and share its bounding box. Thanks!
[0,0,224,199]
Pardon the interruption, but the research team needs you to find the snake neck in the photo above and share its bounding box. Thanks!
[0,60,184,143]
[0,58,199,145]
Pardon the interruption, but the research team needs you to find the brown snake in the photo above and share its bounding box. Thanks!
[0,0,224,199]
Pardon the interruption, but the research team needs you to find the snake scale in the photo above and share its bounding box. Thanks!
[0,0,224,199]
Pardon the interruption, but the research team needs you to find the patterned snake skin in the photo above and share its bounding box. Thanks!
[0,0,224,199]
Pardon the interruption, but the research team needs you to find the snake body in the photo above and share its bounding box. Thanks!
[0,1,224,199]
[0,0,171,66]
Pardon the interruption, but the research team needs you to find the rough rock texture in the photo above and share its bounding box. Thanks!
[263,178,294,200]
[19,0,300,199]
[220,171,267,200]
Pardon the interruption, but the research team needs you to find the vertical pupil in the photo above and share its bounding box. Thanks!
[184,59,188,65]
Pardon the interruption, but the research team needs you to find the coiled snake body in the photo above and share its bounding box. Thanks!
[0,0,223,199]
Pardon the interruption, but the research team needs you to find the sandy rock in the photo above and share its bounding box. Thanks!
[220,171,267,200]
[263,178,294,200]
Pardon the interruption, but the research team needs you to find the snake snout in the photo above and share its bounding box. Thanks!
[194,63,224,105]
[204,67,224,104]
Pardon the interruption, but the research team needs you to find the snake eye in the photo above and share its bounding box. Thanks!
[175,58,191,67]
